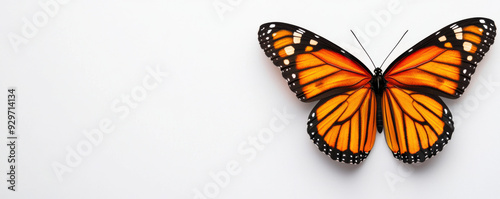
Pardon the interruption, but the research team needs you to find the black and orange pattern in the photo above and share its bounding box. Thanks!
[382,85,453,163]
[385,18,496,98]
[307,85,377,164]
[258,23,372,102]
[258,18,496,164]
[382,18,496,162]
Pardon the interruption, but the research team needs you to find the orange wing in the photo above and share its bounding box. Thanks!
[307,85,377,164]
[258,22,372,102]
[382,18,496,163]
[384,18,496,98]
[382,85,453,163]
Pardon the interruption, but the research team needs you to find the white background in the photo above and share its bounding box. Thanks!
[1,0,499,198]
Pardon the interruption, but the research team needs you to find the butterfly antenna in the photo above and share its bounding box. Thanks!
[379,30,409,68]
[350,30,376,69]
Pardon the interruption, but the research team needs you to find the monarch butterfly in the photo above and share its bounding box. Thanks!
[258,17,496,164]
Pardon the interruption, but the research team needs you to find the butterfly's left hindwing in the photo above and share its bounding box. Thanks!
[258,22,373,102]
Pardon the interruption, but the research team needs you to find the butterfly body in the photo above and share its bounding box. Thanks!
[258,18,496,164]
[371,68,386,133]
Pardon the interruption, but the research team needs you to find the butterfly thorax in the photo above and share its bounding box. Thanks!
[371,68,386,95]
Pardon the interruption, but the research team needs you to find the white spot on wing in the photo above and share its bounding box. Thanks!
[293,32,302,37]
[439,36,447,42]
[455,33,463,40]
[467,55,473,61]
[454,27,463,33]
[310,39,318,45]
[284,59,290,65]
[284,46,295,55]
[463,42,473,51]
[293,37,301,44]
